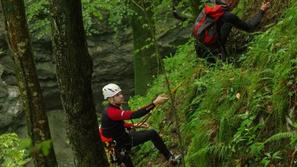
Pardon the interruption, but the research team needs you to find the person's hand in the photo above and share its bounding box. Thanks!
[135,123,149,129]
[261,1,270,12]
[153,94,169,106]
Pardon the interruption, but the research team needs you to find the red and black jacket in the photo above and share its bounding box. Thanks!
[100,103,155,146]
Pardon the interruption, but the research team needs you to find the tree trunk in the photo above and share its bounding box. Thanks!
[48,0,108,166]
[130,0,159,95]
[0,0,57,166]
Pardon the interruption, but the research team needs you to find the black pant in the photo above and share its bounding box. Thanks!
[195,41,217,63]
[116,129,171,167]
[194,41,227,64]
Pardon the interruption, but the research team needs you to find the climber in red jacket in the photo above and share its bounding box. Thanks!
[100,83,181,167]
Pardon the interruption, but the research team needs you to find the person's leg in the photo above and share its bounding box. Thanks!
[194,41,202,58]
[121,155,133,167]
[195,41,218,64]
[130,129,172,159]
[219,23,233,60]
[116,148,134,167]
[220,23,232,44]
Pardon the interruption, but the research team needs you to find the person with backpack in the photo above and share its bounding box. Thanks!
[193,0,270,63]
[100,83,181,167]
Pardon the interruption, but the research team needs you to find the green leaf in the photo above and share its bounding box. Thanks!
[39,140,53,156]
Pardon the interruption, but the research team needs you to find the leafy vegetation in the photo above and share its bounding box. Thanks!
[24,0,198,39]
[2,0,296,166]
[129,1,297,166]
[25,0,111,38]
[0,133,30,167]
[0,133,56,167]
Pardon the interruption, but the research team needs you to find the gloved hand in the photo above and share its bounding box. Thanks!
[153,94,169,106]
[261,1,270,12]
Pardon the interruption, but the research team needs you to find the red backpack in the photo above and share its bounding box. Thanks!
[192,4,224,45]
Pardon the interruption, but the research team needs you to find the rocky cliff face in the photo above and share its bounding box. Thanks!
[0,25,136,132]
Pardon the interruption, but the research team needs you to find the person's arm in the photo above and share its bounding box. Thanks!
[222,1,270,32]
[107,103,155,121]
[222,10,264,32]
[107,94,168,121]
[131,103,156,118]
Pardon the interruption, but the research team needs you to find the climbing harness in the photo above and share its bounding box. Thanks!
[99,125,132,165]
[99,126,117,163]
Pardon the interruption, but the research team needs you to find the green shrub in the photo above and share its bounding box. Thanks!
[0,133,31,167]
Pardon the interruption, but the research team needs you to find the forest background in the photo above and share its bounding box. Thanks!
[0,0,296,167]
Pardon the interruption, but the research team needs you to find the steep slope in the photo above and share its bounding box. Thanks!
[130,1,297,166]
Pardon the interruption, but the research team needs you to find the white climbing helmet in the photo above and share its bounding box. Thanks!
[102,83,122,99]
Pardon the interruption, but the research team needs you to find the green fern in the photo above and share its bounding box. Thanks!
[264,131,297,144]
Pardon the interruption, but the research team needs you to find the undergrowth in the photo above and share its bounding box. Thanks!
[129,1,297,166]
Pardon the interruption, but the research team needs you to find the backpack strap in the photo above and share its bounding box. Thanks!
[197,16,215,35]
